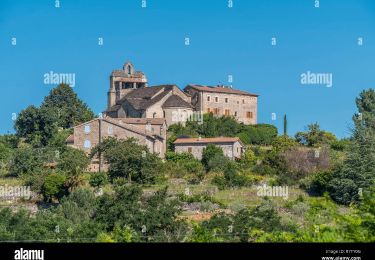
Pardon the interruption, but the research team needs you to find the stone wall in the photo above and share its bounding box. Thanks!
[72,118,165,171]
[184,88,257,125]
[174,141,243,160]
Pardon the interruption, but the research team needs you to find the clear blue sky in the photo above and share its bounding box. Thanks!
[1,0,375,138]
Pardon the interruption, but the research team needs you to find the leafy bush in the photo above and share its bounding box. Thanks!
[330,139,350,151]
[91,137,162,184]
[299,171,333,196]
[89,172,109,188]
[237,124,278,145]
[9,147,44,177]
[295,123,337,147]
[212,161,253,189]
[202,144,225,171]
[42,172,67,202]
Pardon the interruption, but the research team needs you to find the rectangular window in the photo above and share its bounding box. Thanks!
[225,98,228,103]
[247,111,253,119]
[214,108,219,115]
[207,96,211,102]
[108,126,113,135]
[234,111,237,116]
[207,108,211,113]
[188,147,192,153]
[224,109,230,116]
[215,97,219,102]
[242,99,245,104]
[84,140,91,149]
[84,124,91,134]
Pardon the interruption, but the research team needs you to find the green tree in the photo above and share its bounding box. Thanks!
[57,147,90,192]
[295,123,336,147]
[9,147,44,177]
[42,173,67,202]
[283,114,287,136]
[201,144,225,171]
[41,83,94,128]
[14,84,94,147]
[329,89,375,205]
[91,137,161,184]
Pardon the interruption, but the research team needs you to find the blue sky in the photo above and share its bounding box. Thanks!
[0,0,374,138]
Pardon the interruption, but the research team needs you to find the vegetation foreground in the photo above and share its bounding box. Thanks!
[0,84,374,242]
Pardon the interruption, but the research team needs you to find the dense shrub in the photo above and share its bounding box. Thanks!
[42,172,68,202]
[237,124,278,145]
[202,144,226,171]
[299,171,334,196]
[9,147,44,177]
[89,172,109,188]
[91,137,162,184]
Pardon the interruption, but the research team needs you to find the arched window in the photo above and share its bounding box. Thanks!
[153,112,157,118]
[127,65,132,75]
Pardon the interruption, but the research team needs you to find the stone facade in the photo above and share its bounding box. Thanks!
[67,61,259,171]
[105,83,193,127]
[67,117,166,172]
[185,84,258,125]
[107,61,148,108]
[173,137,245,160]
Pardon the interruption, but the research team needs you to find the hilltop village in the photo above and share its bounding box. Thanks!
[66,61,258,171]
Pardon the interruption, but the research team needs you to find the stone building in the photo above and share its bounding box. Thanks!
[107,61,148,108]
[105,62,194,126]
[66,117,166,172]
[67,61,258,171]
[184,84,258,125]
[173,137,245,160]
[106,83,193,127]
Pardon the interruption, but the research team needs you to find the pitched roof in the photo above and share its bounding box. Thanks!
[66,134,74,143]
[113,118,166,125]
[105,104,121,112]
[174,137,243,145]
[111,70,146,79]
[70,118,164,140]
[110,85,178,111]
[103,117,158,139]
[185,84,258,97]
[162,95,193,108]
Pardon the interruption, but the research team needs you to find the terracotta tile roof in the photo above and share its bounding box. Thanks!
[162,95,193,108]
[185,84,258,97]
[174,137,242,144]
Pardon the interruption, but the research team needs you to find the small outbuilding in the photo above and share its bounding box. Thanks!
[173,137,245,160]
